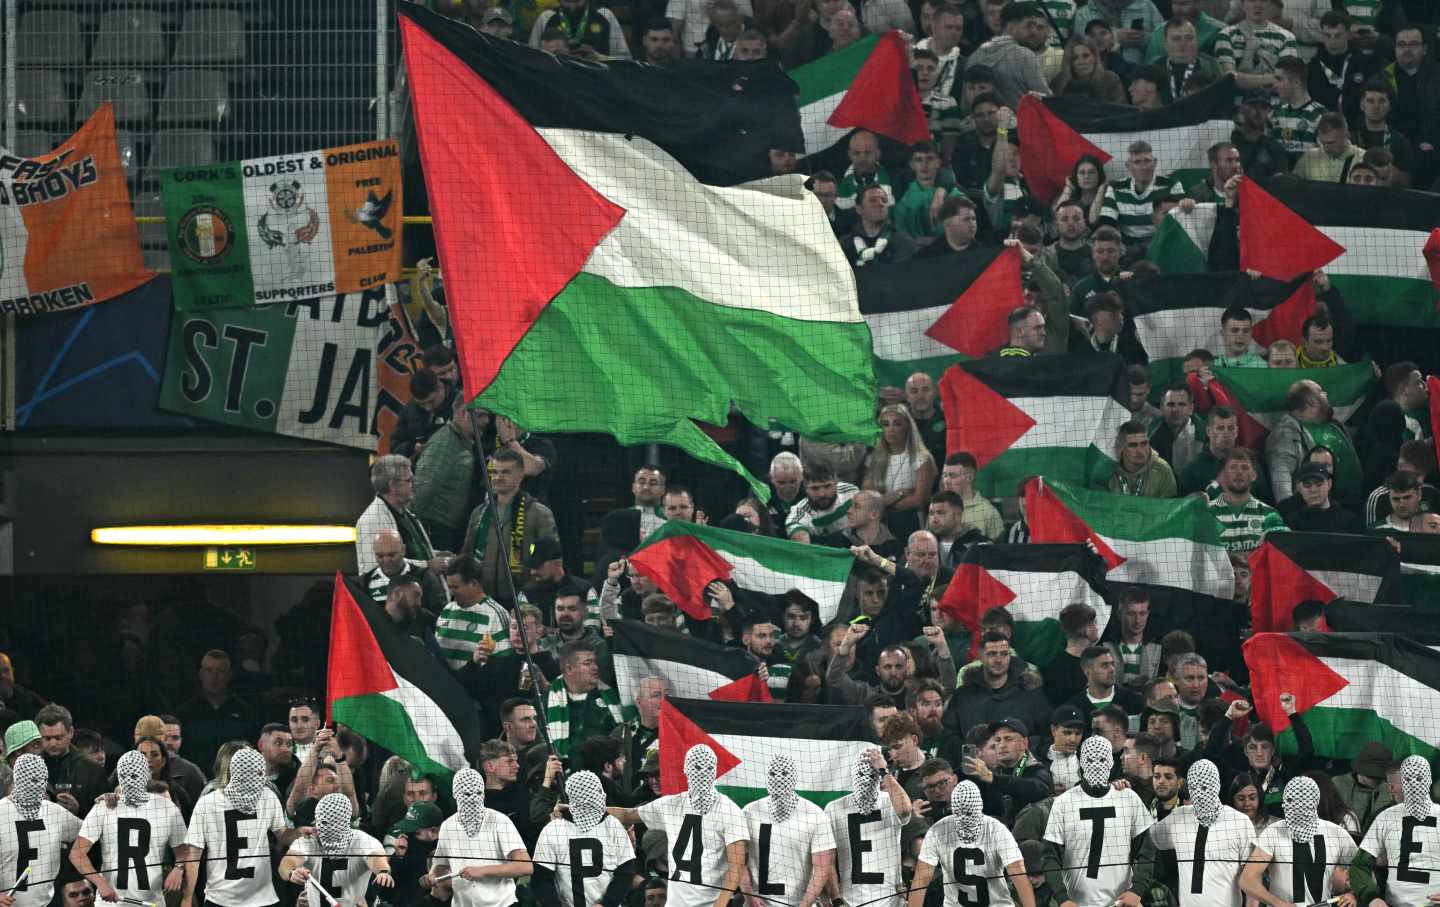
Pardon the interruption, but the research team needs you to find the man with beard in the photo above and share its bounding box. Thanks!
[1148,757,1183,822]
[1042,738,1155,907]
[826,750,911,907]
[520,538,597,628]
[1352,755,1440,907]
[787,461,859,545]
[1180,407,1272,500]
[908,680,946,755]
[281,794,392,905]
[595,465,669,583]
[909,780,1034,907]
[1207,449,1286,552]
[742,756,835,907]
[945,633,1050,747]
[181,749,294,907]
[428,770,531,906]
[966,2,1051,106]
[1151,760,1255,907]
[967,720,1053,825]
[0,756,81,907]
[70,752,187,907]
[1241,776,1356,907]
[533,772,637,907]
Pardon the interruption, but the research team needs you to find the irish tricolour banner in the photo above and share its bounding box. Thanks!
[658,697,870,806]
[0,104,151,316]
[163,139,402,311]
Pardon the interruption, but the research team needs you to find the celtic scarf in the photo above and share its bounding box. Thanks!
[543,681,623,759]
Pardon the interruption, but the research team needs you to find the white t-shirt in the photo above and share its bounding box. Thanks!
[286,831,385,907]
[825,793,905,907]
[1150,806,1255,907]
[743,797,836,903]
[663,0,755,55]
[183,790,290,907]
[1361,803,1440,907]
[637,793,749,907]
[436,811,529,907]
[1254,820,1356,904]
[918,814,1024,907]
[1043,785,1153,907]
[77,798,186,902]
[0,799,82,907]
[533,816,636,907]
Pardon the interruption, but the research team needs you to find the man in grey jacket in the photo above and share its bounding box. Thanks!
[1265,378,1353,500]
[966,1,1051,106]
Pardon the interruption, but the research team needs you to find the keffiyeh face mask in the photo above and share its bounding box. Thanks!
[10,754,47,820]
[315,793,354,856]
[453,768,486,837]
[1187,760,1221,828]
[566,771,608,832]
[225,748,267,815]
[1401,755,1433,821]
[951,780,984,845]
[768,756,799,824]
[685,745,718,815]
[116,750,151,807]
[851,753,880,812]
[1283,776,1320,844]
[1079,736,1113,792]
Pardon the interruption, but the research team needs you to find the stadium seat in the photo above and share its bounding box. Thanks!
[90,9,169,66]
[132,190,169,271]
[13,69,70,127]
[114,128,142,182]
[77,70,153,128]
[11,129,54,158]
[102,0,182,29]
[173,9,247,65]
[147,128,215,175]
[157,69,230,126]
[16,11,86,67]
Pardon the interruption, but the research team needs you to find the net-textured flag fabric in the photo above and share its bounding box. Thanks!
[791,32,928,158]
[1248,532,1400,632]
[610,621,773,719]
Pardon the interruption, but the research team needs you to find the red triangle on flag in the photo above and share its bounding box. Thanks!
[628,534,734,621]
[827,31,930,146]
[1242,632,1349,733]
[923,247,1025,357]
[1247,542,1339,633]
[1015,95,1112,205]
[938,563,1017,634]
[708,673,773,703]
[657,699,742,796]
[1239,180,1344,281]
[397,16,626,395]
[1251,279,1318,348]
[1204,376,1269,449]
[1022,478,1126,571]
[939,365,1036,468]
[1425,229,1440,307]
[325,572,399,720]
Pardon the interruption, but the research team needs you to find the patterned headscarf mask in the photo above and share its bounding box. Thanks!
[952,780,984,845]
[9,754,47,820]
[225,748,267,815]
[315,793,354,856]
[566,771,608,832]
[685,745,718,815]
[851,753,880,813]
[1401,755,1434,821]
[769,756,799,824]
[1187,760,1221,828]
[116,750,151,807]
[1283,776,1320,844]
[453,768,487,837]
[1079,736,1113,792]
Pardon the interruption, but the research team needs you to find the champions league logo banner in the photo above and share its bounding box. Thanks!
[162,139,403,312]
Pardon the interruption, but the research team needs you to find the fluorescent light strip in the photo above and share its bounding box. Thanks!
[91,525,356,546]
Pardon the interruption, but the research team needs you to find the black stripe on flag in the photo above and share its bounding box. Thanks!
[1120,272,1308,319]
[1255,175,1440,231]
[1325,602,1440,644]
[1288,632,1440,693]
[1038,75,1235,133]
[1263,531,1400,600]
[666,696,870,741]
[856,245,1006,316]
[959,353,1127,402]
[960,543,1112,590]
[609,619,759,679]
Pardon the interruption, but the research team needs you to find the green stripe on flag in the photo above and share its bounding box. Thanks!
[332,692,455,779]
[163,164,255,310]
[981,446,1116,499]
[791,36,878,107]
[1279,706,1437,761]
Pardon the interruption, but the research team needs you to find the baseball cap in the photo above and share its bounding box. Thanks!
[1242,90,1273,107]
[4,720,41,758]
[1295,462,1332,484]
[388,801,445,837]
[526,537,564,568]
[987,717,1029,738]
[483,6,514,23]
[1050,705,1086,729]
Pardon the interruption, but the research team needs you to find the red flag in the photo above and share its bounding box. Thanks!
[627,534,734,621]
[1204,376,1268,449]
[1426,229,1440,310]
[923,246,1025,357]
[1250,279,1318,348]
[939,364,1036,465]
[1242,633,1349,734]
[1239,180,1344,281]
[1022,477,1126,570]
[938,563,1017,634]
[657,699,741,795]
[1429,376,1440,472]
[1015,95,1111,205]
[708,673,773,703]
[827,31,930,146]
[1247,541,1338,633]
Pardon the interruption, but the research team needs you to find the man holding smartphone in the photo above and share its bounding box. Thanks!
[1074,0,1165,65]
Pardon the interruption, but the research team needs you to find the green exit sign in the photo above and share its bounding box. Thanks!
[204,547,256,571]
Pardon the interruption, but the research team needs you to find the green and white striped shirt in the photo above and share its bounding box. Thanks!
[1107,176,1183,243]
[1040,0,1077,48]
[435,597,512,670]
[1118,642,1143,681]
[1270,99,1327,156]
[785,481,859,539]
[1215,21,1297,76]
[1340,0,1379,28]
[1207,495,1288,552]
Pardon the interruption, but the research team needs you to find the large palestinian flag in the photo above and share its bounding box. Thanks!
[610,621,771,720]
[939,543,1112,666]
[1325,601,1440,644]
[1016,77,1235,203]
[1395,533,1440,608]
[326,573,483,778]
[859,246,1023,387]
[398,4,877,497]
[1245,632,1440,760]
[628,521,853,623]
[1024,476,1233,598]
[791,31,928,159]
[658,697,871,805]
[1248,532,1400,632]
[1206,362,1375,451]
[938,354,1130,498]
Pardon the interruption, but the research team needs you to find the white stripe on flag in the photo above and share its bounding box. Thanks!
[1098,533,1235,599]
[723,552,848,624]
[1011,397,1132,451]
[1308,570,1383,603]
[389,675,469,772]
[987,568,1111,629]
[613,653,737,709]
[1084,121,1234,185]
[711,732,868,793]
[800,93,848,157]
[1320,227,1431,281]
[1134,307,1227,362]
[865,307,953,363]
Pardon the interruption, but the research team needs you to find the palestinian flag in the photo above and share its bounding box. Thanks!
[398,4,877,497]
[1016,77,1235,204]
[1244,632,1440,760]
[1325,601,1440,644]
[1394,533,1440,609]
[1122,271,1316,391]
[1207,362,1375,451]
[1024,476,1234,599]
[859,246,1023,387]
[791,32,929,158]
[610,621,771,720]
[938,354,1130,498]
[1148,202,1218,275]
[326,574,483,778]
[1248,532,1400,632]
[939,543,1112,666]
[628,521,854,624]
[658,697,871,805]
